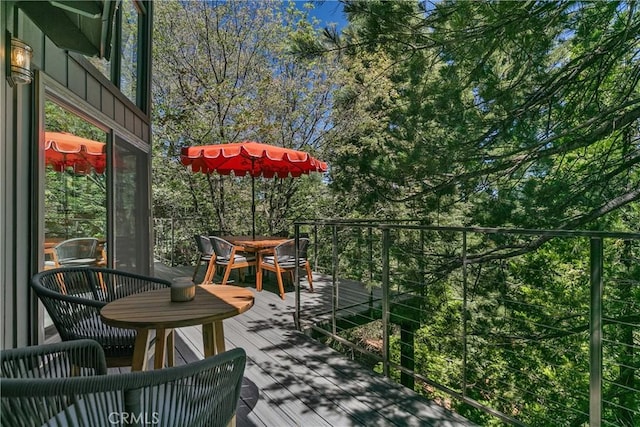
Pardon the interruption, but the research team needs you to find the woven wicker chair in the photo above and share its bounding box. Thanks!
[1,340,246,427]
[31,267,171,367]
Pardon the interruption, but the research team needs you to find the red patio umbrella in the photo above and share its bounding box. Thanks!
[180,141,327,238]
[45,131,106,174]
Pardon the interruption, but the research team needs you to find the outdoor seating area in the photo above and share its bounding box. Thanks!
[5,1,638,426]
[192,234,315,300]
[22,262,473,426]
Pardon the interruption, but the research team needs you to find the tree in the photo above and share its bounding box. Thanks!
[306,0,639,231]
[292,1,639,424]
[152,0,337,235]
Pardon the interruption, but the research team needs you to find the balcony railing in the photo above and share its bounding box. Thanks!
[293,220,640,427]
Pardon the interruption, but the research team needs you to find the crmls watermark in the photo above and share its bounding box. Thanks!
[108,412,160,425]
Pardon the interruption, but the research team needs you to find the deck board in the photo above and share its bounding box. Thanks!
[154,263,474,426]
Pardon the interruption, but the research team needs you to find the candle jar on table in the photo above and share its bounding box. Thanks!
[171,277,195,302]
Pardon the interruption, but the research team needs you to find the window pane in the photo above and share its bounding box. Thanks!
[43,100,108,271]
[120,0,139,104]
[113,137,149,273]
[42,100,110,341]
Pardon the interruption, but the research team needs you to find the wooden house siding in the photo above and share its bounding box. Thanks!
[1,1,153,349]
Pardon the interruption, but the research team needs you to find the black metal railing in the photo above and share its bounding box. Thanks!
[293,220,640,427]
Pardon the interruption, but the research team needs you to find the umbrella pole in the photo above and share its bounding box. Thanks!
[251,176,256,239]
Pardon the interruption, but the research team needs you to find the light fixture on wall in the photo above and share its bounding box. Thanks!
[9,36,33,85]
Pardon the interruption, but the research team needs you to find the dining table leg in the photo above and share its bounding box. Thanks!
[167,330,175,367]
[131,328,151,371]
[154,328,174,369]
[214,321,226,353]
[256,252,263,292]
[202,321,226,357]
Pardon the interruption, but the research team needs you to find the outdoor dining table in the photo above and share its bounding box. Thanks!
[100,284,254,371]
[220,235,289,291]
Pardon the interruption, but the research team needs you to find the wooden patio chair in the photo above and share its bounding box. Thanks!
[207,236,256,286]
[258,238,313,300]
[193,234,215,283]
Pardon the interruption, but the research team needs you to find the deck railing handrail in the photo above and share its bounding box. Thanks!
[293,219,640,427]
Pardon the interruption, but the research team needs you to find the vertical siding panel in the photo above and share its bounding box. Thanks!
[114,100,126,127]
[67,60,86,100]
[43,37,66,86]
[102,88,115,120]
[87,75,101,110]
[134,115,142,139]
[125,108,135,134]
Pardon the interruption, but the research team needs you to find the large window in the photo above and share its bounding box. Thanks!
[43,100,108,270]
[120,0,141,104]
[84,0,145,108]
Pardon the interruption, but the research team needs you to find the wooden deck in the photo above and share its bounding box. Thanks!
[151,263,474,426]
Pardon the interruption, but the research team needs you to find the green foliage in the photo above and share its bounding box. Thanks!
[151,1,639,424]
[314,0,639,230]
[152,0,338,238]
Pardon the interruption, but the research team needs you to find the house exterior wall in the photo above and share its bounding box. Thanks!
[1,1,154,349]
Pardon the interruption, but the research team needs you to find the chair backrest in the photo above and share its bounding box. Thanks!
[1,343,246,427]
[32,267,170,301]
[1,340,107,379]
[210,236,234,259]
[54,237,98,263]
[31,267,170,347]
[275,238,310,260]
[195,235,213,255]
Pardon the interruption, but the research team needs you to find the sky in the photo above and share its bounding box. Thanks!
[294,1,348,30]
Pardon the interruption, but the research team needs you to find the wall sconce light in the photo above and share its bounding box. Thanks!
[9,36,33,85]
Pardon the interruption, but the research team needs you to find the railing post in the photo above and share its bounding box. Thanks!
[368,226,373,283]
[332,224,338,336]
[170,216,175,267]
[590,237,603,427]
[368,226,374,310]
[314,224,319,272]
[382,226,390,377]
[462,230,468,398]
[295,224,301,328]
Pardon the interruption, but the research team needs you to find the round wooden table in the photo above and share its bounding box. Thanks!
[101,285,254,371]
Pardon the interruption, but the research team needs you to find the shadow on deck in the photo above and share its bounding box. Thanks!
[154,262,474,426]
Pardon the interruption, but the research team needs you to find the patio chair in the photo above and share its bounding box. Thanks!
[1,339,107,379]
[44,237,100,269]
[31,267,171,367]
[1,340,246,427]
[258,238,313,300]
[193,234,214,283]
[207,236,256,286]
